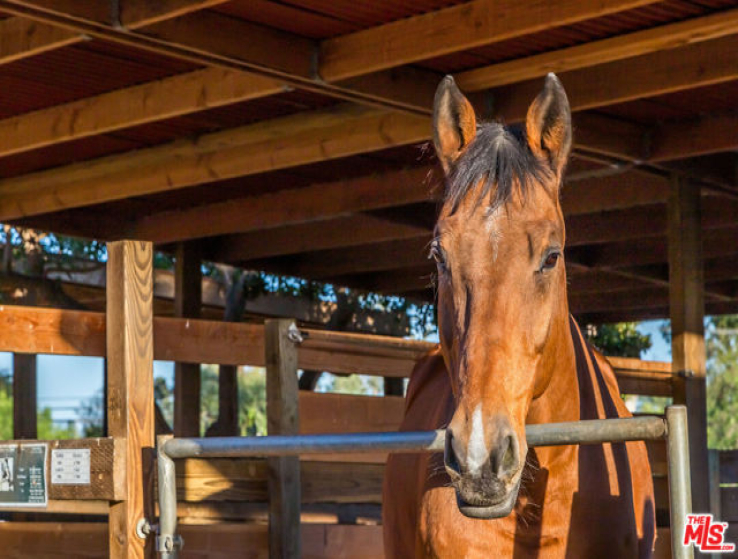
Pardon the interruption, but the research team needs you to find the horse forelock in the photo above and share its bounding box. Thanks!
[444,122,550,215]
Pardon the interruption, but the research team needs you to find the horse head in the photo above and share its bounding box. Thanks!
[432,73,572,519]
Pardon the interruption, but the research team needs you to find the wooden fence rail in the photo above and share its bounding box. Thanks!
[0,304,675,394]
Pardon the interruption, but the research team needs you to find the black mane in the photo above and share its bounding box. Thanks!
[445,122,548,213]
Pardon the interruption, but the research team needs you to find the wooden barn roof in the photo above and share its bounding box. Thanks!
[0,0,737,323]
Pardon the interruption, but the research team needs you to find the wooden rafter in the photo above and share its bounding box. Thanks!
[455,7,738,89]
[0,16,79,64]
[649,113,738,162]
[492,34,738,123]
[130,167,437,243]
[204,214,431,264]
[0,105,429,221]
[0,68,285,157]
[568,227,738,269]
[0,0,230,27]
[0,1,226,68]
[318,0,660,81]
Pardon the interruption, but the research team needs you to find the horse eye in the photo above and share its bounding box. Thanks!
[541,251,560,271]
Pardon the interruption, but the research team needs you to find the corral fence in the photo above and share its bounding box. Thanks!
[156,408,693,559]
[0,240,731,559]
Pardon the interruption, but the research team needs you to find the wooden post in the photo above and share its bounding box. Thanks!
[708,449,722,521]
[668,174,710,513]
[265,319,301,559]
[174,242,202,437]
[219,364,240,434]
[384,377,404,396]
[107,241,155,558]
[12,353,37,439]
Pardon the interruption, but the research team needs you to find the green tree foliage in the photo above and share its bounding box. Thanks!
[37,407,77,440]
[0,369,76,440]
[200,365,267,436]
[706,315,738,449]
[317,374,382,396]
[585,322,669,413]
[586,323,651,358]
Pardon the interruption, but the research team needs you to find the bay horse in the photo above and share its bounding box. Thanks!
[383,74,656,558]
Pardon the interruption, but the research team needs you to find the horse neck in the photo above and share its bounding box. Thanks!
[525,298,580,425]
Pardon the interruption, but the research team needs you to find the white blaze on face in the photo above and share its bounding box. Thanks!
[467,404,488,474]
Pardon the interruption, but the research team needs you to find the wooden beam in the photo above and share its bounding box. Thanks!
[144,10,315,79]
[578,298,738,324]
[456,7,738,89]
[0,0,221,68]
[106,240,155,558]
[12,353,36,439]
[0,105,429,222]
[0,16,79,64]
[265,319,301,559]
[119,0,231,28]
[206,213,431,263]
[251,237,432,279]
[649,113,738,162]
[132,166,435,243]
[0,68,285,158]
[668,174,710,514]
[2,0,220,28]
[493,34,738,123]
[318,0,659,81]
[567,197,738,246]
[562,170,669,215]
[568,226,738,269]
[0,305,425,377]
[173,242,201,438]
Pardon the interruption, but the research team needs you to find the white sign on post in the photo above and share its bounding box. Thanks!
[51,448,91,485]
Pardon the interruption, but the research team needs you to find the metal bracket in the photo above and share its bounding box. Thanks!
[675,369,696,379]
[156,534,184,553]
[287,322,304,344]
[136,518,155,539]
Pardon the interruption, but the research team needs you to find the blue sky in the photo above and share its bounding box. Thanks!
[1,321,671,431]
[0,352,174,429]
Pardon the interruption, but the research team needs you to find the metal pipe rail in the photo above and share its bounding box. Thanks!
[156,406,693,559]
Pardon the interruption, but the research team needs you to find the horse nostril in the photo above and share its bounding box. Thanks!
[444,430,461,476]
[492,434,518,479]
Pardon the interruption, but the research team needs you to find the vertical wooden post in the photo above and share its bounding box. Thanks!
[13,353,37,439]
[668,174,710,513]
[174,242,202,437]
[708,450,722,521]
[384,377,404,396]
[107,241,155,558]
[265,319,301,559]
[218,365,240,434]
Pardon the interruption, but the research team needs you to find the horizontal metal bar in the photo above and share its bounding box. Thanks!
[162,416,665,460]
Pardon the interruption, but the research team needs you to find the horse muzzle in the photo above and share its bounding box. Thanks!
[444,414,524,519]
[454,475,522,519]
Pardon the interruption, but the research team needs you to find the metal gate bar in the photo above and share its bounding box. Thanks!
[156,405,692,559]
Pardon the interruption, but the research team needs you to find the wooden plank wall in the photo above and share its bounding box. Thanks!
[0,522,385,559]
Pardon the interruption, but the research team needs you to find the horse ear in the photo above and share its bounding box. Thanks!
[433,75,477,174]
[526,73,572,178]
